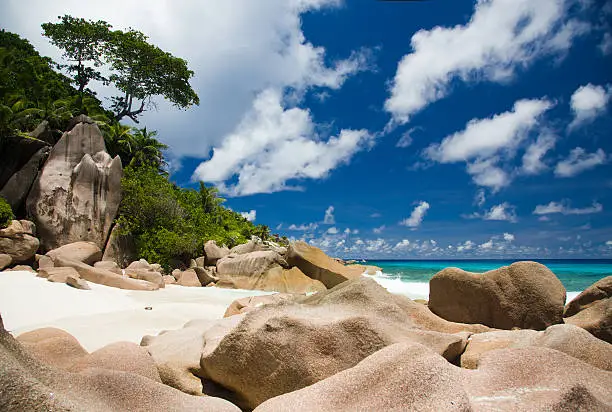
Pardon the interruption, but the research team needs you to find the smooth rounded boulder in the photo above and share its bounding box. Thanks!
[565,276,611,317]
[204,240,229,266]
[285,241,366,288]
[0,220,39,263]
[46,241,102,265]
[564,298,612,344]
[428,261,566,330]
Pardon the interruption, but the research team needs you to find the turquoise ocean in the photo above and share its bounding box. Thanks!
[366,259,612,302]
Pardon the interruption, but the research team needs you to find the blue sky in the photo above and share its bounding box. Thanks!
[2,0,611,258]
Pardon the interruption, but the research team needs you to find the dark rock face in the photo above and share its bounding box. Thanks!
[428,261,566,330]
[26,118,122,251]
[0,146,49,213]
[0,135,50,190]
[101,224,137,268]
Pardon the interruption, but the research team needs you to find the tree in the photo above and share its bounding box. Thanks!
[106,29,200,123]
[41,16,111,110]
[129,127,168,170]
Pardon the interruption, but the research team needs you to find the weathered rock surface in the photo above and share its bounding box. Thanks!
[35,254,54,270]
[46,241,102,265]
[193,266,217,286]
[0,253,11,270]
[224,294,302,318]
[52,256,159,291]
[194,256,206,267]
[175,269,201,287]
[17,327,89,370]
[565,298,612,343]
[26,118,122,251]
[1,317,240,411]
[5,265,35,272]
[163,275,177,285]
[0,134,49,190]
[37,267,80,284]
[429,261,566,330]
[93,260,122,274]
[141,319,224,395]
[102,223,137,267]
[285,241,365,288]
[216,261,325,293]
[125,267,164,288]
[0,220,39,262]
[0,146,49,212]
[204,240,229,265]
[199,277,488,409]
[255,343,612,412]
[565,276,612,317]
[461,323,612,371]
[66,275,90,290]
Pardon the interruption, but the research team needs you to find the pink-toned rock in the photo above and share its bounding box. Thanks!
[0,220,39,262]
[38,267,80,283]
[0,254,11,270]
[565,276,612,317]
[46,241,102,265]
[125,268,164,288]
[429,261,566,330]
[223,294,300,317]
[94,260,122,274]
[163,275,177,285]
[35,254,54,270]
[66,275,90,290]
[565,298,612,344]
[17,327,88,370]
[176,269,201,287]
[204,240,229,265]
[6,264,35,272]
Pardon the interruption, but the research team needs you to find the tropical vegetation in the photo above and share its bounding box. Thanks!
[0,25,276,269]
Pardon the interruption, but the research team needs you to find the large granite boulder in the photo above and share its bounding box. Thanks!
[175,269,202,287]
[0,254,12,270]
[428,261,566,330]
[223,294,300,317]
[26,118,122,251]
[93,260,122,274]
[17,327,89,370]
[102,223,137,267]
[0,146,49,212]
[460,323,612,371]
[565,276,612,317]
[199,277,488,409]
[204,240,229,265]
[216,257,325,293]
[0,220,39,262]
[254,343,612,412]
[0,316,240,411]
[51,255,159,291]
[285,241,365,288]
[46,241,102,265]
[565,298,612,344]
[37,267,81,284]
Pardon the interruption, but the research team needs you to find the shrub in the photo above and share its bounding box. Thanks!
[0,197,14,228]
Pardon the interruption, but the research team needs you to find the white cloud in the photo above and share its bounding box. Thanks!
[393,239,411,250]
[479,239,494,250]
[323,205,335,225]
[521,132,556,175]
[600,33,612,55]
[400,201,430,228]
[426,99,553,163]
[467,202,517,222]
[474,189,486,207]
[554,147,606,177]
[396,127,420,148]
[466,158,511,192]
[503,232,515,242]
[606,240,612,246]
[373,225,386,234]
[193,89,374,195]
[533,201,603,215]
[370,213,381,218]
[326,227,338,234]
[288,223,318,231]
[568,83,612,130]
[457,240,474,252]
[385,0,586,124]
[1,0,371,163]
[538,216,551,222]
[240,209,256,222]
[365,238,390,252]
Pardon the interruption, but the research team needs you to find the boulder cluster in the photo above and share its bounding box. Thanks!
[2,267,611,411]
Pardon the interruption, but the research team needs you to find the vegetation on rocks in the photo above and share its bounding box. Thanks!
[0,197,13,229]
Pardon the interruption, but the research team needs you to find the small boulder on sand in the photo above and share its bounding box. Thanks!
[46,241,102,265]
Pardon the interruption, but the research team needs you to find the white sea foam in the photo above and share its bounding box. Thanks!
[370,272,582,304]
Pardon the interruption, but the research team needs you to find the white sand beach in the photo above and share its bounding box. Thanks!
[0,270,271,351]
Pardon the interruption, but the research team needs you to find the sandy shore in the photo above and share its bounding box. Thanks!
[0,270,271,351]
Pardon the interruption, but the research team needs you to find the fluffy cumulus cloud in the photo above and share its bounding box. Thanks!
[1,0,372,195]
[554,147,607,177]
[466,202,518,222]
[503,232,515,242]
[385,0,588,124]
[193,89,374,195]
[323,206,335,225]
[373,225,386,234]
[425,98,553,190]
[568,83,612,130]
[533,200,603,215]
[400,201,430,228]
[326,227,338,234]
[288,223,318,231]
[240,210,256,222]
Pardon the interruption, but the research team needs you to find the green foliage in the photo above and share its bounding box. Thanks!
[0,197,14,229]
[41,15,199,123]
[41,15,111,107]
[117,166,257,269]
[103,124,168,172]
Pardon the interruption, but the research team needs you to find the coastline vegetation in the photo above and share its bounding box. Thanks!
[0,23,276,268]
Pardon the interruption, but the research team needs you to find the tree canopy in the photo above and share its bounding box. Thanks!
[41,15,200,122]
